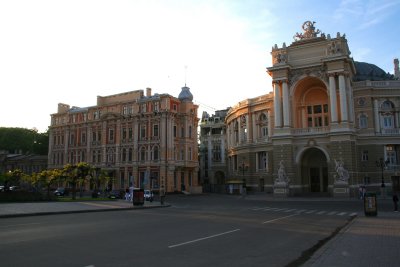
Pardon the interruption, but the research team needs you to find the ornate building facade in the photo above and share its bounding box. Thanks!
[199,109,229,193]
[48,87,200,193]
[225,22,400,197]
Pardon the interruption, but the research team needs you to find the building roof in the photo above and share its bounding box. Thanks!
[353,61,396,81]
[178,86,193,102]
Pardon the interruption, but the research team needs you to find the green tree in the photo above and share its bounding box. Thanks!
[0,127,48,155]
[63,162,93,200]
[5,169,25,190]
[37,169,63,199]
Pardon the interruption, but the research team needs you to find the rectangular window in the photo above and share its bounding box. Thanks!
[174,125,177,137]
[141,125,146,139]
[361,150,368,161]
[258,152,267,171]
[154,102,159,112]
[122,128,127,140]
[128,128,133,139]
[109,129,114,142]
[313,105,322,114]
[153,124,159,137]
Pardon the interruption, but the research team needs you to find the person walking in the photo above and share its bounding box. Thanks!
[393,192,399,212]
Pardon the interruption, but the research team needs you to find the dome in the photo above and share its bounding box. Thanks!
[178,85,193,102]
[353,61,395,81]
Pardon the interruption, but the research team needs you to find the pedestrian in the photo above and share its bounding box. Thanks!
[358,186,363,199]
[124,187,130,201]
[393,192,399,212]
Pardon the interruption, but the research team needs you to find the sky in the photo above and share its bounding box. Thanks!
[1,0,400,133]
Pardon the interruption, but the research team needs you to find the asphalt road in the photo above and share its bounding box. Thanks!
[0,194,372,267]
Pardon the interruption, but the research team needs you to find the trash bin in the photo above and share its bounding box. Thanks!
[364,192,377,216]
[133,188,144,206]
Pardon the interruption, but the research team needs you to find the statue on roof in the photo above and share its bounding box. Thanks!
[294,21,321,41]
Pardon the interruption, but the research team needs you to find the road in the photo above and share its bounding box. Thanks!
[0,194,369,267]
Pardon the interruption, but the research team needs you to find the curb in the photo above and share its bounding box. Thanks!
[0,204,171,219]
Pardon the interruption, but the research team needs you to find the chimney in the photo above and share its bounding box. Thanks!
[146,87,152,97]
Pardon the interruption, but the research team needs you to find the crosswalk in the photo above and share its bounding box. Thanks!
[250,206,358,217]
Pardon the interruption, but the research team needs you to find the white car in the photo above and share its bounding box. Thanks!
[144,190,154,201]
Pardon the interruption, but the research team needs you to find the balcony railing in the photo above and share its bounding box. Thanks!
[291,126,330,135]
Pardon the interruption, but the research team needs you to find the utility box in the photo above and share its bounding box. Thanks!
[133,188,144,206]
[364,192,377,216]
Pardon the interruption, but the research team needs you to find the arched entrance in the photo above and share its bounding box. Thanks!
[301,148,328,194]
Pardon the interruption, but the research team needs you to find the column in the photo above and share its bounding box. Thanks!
[282,80,290,127]
[267,111,272,138]
[207,132,212,168]
[346,76,355,123]
[374,99,380,133]
[328,74,338,123]
[220,129,225,163]
[238,117,242,144]
[301,107,307,128]
[273,81,282,128]
[338,73,348,122]
[252,113,257,142]
[246,114,251,143]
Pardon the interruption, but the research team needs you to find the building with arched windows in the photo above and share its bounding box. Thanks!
[225,21,400,197]
[48,87,200,194]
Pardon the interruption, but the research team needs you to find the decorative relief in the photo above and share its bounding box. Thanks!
[288,66,327,85]
[357,97,366,106]
[273,52,287,65]
[327,40,342,55]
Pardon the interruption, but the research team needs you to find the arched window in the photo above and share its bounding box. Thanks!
[258,113,268,139]
[381,100,395,129]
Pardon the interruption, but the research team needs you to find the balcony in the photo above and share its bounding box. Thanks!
[290,126,330,136]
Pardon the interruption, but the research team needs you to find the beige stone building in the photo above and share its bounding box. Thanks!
[199,108,229,193]
[48,86,200,193]
[225,21,400,197]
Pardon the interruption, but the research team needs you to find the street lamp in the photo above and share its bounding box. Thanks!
[238,161,248,188]
[376,158,389,188]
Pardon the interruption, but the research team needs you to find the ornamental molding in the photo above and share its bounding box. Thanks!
[288,66,327,85]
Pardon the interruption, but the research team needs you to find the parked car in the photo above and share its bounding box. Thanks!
[0,185,4,192]
[9,186,20,191]
[108,190,123,199]
[54,187,69,196]
[144,190,154,201]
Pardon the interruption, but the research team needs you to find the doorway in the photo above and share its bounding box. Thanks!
[301,148,328,193]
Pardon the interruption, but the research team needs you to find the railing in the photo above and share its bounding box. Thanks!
[291,126,330,135]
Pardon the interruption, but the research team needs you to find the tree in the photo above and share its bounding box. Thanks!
[37,169,63,199]
[0,127,48,155]
[4,169,25,191]
[62,162,93,200]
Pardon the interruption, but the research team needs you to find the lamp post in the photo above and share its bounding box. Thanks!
[376,158,389,199]
[239,161,248,194]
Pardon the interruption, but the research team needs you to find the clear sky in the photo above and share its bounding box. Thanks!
[1,0,400,133]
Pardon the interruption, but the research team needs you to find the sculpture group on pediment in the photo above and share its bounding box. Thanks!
[294,21,322,41]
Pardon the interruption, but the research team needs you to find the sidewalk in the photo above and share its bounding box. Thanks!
[301,210,400,267]
[0,199,167,218]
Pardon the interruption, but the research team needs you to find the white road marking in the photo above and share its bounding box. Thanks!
[317,211,327,215]
[327,211,337,215]
[337,212,347,216]
[262,214,298,224]
[306,210,317,214]
[168,229,240,248]
[350,212,358,216]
